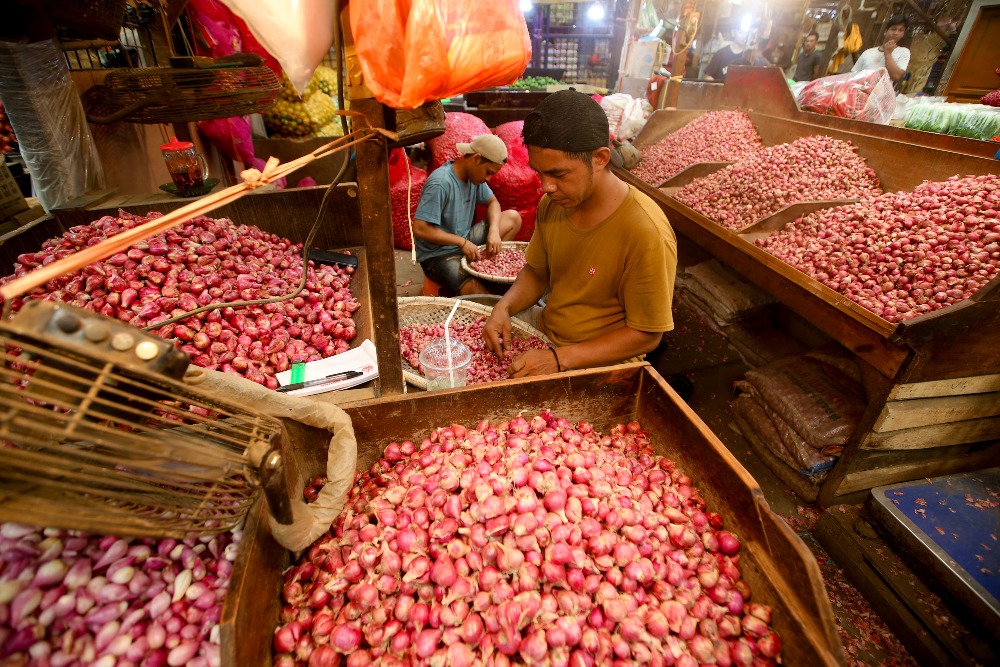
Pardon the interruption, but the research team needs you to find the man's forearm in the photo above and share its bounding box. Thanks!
[556,326,662,371]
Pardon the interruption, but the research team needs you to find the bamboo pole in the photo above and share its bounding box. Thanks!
[0,118,396,302]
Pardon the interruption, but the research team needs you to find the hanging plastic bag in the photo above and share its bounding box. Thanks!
[796,68,896,124]
[221,0,333,94]
[350,0,532,109]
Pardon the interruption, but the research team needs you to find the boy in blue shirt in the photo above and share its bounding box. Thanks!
[413,134,522,295]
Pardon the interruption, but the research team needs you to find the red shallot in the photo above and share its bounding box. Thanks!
[630,111,764,186]
[674,135,883,230]
[400,317,550,385]
[2,211,361,389]
[756,174,1000,322]
[272,413,780,666]
[0,522,240,666]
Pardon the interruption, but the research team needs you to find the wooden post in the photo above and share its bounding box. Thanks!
[341,7,404,396]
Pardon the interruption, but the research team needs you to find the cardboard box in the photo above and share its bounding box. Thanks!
[622,39,664,79]
[0,162,28,221]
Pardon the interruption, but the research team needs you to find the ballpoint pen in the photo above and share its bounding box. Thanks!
[276,369,363,393]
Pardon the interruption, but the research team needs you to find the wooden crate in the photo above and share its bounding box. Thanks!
[0,187,403,395]
[221,363,846,666]
[621,92,1000,505]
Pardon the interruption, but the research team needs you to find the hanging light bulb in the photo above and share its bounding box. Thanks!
[587,3,605,22]
[520,0,533,12]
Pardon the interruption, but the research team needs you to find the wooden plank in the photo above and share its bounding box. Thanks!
[894,277,1000,382]
[862,415,1000,451]
[631,109,708,149]
[656,162,730,188]
[888,374,1000,400]
[874,393,1000,433]
[832,443,1000,496]
[220,498,289,667]
[814,506,975,666]
[738,199,858,235]
[351,97,403,396]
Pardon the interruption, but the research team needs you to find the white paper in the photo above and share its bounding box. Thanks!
[275,339,378,396]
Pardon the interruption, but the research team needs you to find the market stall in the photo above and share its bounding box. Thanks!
[619,66,1000,507]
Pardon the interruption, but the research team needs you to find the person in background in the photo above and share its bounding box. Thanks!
[851,15,910,82]
[483,90,677,377]
[791,31,824,82]
[412,134,521,296]
[703,22,770,81]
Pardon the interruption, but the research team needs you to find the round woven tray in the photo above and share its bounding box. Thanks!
[460,241,529,284]
[398,296,549,389]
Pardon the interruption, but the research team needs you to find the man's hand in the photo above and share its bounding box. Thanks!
[460,239,481,262]
[507,348,558,378]
[485,228,503,257]
[883,39,897,54]
[483,307,512,357]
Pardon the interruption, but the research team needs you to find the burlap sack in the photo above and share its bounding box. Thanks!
[194,368,356,553]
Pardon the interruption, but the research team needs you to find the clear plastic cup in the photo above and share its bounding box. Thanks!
[419,337,472,390]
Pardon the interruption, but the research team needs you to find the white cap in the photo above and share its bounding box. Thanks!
[456,134,508,165]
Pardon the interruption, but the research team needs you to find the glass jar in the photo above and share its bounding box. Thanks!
[160,137,209,192]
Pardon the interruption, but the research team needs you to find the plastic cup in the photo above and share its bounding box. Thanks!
[419,337,472,390]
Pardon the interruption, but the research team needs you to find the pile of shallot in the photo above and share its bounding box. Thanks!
[0,523,240,667]
[674,135,883,231]
[756,174,1000,322]
[629,111,764,186]
[469,248,527,280]
[400,318,550,384]
[272,413,781,666]
[2,211,360,389]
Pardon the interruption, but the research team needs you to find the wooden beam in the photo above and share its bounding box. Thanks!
[903,0,955,46]
[861,415,1000,451]
[833,444,1000,496]
[888,373,1000,400]
[873,393,1000,433]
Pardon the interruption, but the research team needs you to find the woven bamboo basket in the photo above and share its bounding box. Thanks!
[460,241,529,284]
[397,296,549,389]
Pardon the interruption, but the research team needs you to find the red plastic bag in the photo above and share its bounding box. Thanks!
[796,68,896,124]
[350,0,532,109]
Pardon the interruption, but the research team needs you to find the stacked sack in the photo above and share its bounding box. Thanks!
[731,346,866,489]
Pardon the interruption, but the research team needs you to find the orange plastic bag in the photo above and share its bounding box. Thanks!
[350,0,532,109]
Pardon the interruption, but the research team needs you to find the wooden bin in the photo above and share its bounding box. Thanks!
[0,186,402,396]
[620,82,1000,506]
[222,363,846,666]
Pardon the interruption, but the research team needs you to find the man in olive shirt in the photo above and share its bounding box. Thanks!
[483,90,677,377]
[792,31,824,82]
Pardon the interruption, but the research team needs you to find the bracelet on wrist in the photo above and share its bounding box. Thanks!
[550,346,562,373]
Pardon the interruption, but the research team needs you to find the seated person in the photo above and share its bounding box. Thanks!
[412,134,521,296]
[483,90,677,377]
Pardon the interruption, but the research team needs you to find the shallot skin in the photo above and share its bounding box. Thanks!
[757,174,1000,322]
[273,414,780,666]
